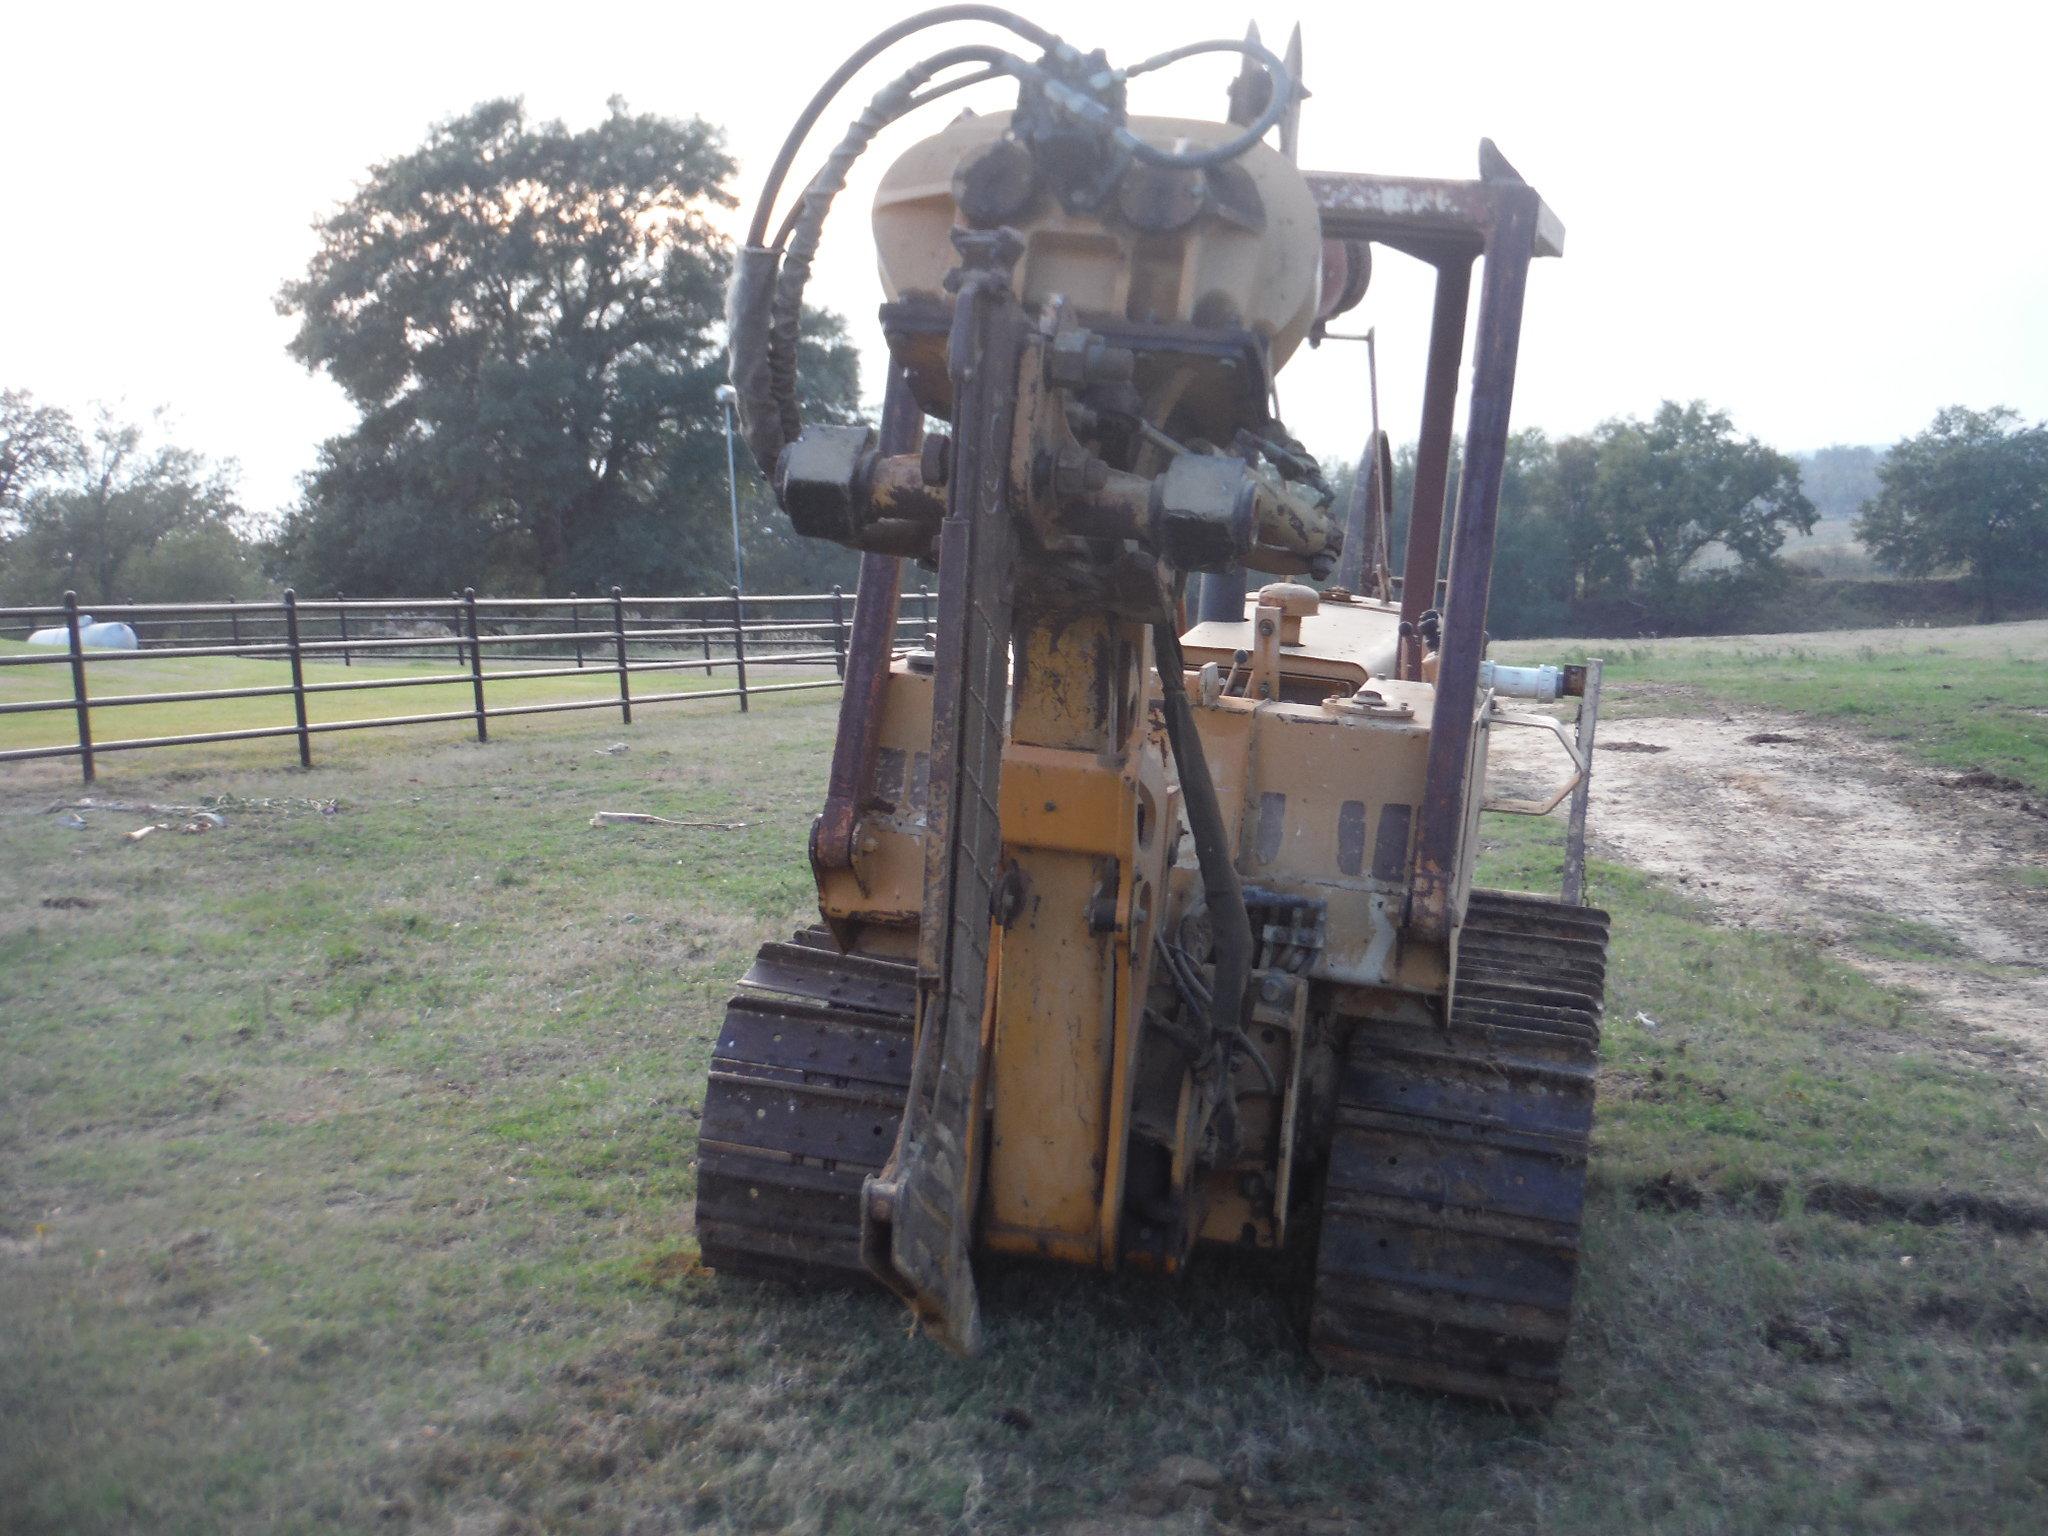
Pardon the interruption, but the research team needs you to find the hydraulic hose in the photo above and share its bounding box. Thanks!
[1113,37,1296,169]
[731,42,1032,475]
[1151,619,1253,1047]
[728,14,1299,477]
[745,5,1063,250]
[768,61,1008,256]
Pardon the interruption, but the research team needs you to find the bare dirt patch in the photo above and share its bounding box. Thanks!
[1494,707,2048,1060]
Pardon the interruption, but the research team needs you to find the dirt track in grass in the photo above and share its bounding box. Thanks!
[1492,704,2048,1063]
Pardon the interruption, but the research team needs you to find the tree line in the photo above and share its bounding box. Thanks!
[0,393,260,606]
[5,97,2045,632]
[1388,402,2046,637]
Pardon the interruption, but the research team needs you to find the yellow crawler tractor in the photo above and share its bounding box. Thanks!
[700,8,1608,1408]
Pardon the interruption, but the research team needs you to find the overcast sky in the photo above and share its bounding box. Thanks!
[5,1,2044,515]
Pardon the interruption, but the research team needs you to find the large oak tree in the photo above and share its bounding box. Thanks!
[275,98,859,597]
[1857,406,2048,621]
[1583,400,1814,606]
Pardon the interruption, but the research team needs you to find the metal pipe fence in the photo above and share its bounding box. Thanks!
[0,585,941,782]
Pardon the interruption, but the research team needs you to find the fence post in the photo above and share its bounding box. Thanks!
[463,587,488,743]
[731,585,749,713]
[450,591,465,671]
[920,584,933,633]
[569,592,583,668]
[228,597,241,655]
[611,586,632,724]
[283,588,312,769]
[336,592,351,666]
[62,590,95,785]
[830,585,847,679]
[701,611,714,676]
[1561,658,1604,908]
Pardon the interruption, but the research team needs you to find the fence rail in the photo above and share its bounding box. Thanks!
[0,586,938,782]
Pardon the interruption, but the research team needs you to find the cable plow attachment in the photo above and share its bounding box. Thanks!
[855,233,1028,1354]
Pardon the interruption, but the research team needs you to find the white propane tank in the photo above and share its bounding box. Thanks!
[25,617,139,650]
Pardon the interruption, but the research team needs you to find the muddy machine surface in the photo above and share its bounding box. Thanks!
[699,8,1608,1408]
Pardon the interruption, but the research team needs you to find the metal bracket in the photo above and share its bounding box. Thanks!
[1481,705,1588,817]
[1478,658,1605,905]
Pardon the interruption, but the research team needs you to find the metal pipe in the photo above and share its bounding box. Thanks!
[283,589,312,768]
[610,587,632,724]
[1334,328,1378,593]
[814,368,917,879]
[62,591,95,784]
[731,586,750,713]
[1151,622,1252,1042]
[717,383,747,594]
[462,587,488,743]
[1194,566,1247,625]
[1398,258,1473,678]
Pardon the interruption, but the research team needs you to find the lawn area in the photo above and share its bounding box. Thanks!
[0,640,824,766]
[1507,618,2048,794]
[2,672,2045,1533]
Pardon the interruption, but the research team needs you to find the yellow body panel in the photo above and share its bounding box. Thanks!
[998,747,1133,855]
[983,847,1118,1258]
[823,590,1469,1269]
[978,614,1175,1266]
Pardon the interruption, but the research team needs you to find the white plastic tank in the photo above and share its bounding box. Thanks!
[25,616,140,650]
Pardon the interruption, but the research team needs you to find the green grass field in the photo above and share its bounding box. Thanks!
[2,640,2045,1533]
[1509,619,2048,795]
[0,639,829,768]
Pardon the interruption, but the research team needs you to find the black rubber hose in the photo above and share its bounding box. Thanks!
[1151,619,1253,1044]
[768,62,1008,256]
[745,5,1062,249]
[731,20,1292,474]
[732,43,1030,476]
[1115,37,1295,169]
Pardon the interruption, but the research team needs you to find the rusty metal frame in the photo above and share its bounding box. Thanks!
[1305,161,1564,942]
[1398,258,1473,676]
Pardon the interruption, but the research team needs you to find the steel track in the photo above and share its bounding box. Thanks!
[1308,889,1608,1409]
[694,928,916,1281]
[701,896,1608,1411]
